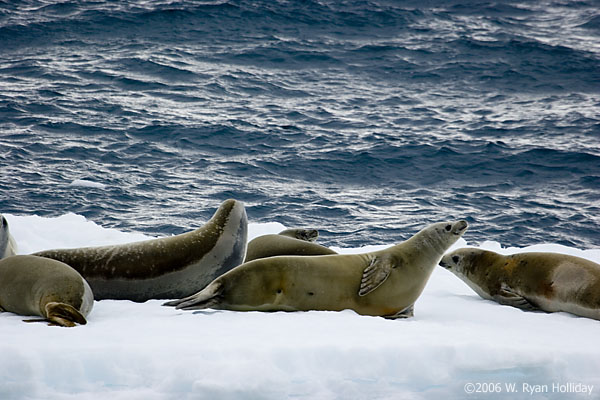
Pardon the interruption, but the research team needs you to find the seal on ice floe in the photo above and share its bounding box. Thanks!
[244,228,337,262]
[0,255,93,327]
[34,199,247,302]
[440,248,600,320]
[165,220,468,319]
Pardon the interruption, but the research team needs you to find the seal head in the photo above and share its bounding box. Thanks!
[278,229,319,242]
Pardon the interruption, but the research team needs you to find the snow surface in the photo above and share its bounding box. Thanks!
[1,214,600,400]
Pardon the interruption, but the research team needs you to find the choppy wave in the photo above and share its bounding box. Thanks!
[0,0,599,249]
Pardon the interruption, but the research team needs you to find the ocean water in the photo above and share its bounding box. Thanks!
[0,0,598,249]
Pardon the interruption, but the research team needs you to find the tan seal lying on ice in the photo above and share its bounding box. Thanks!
[165,220,468,319]
[440,248,600,320]
[0,255,93,327]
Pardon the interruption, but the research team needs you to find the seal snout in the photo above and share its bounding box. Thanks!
[439,254,452,269]
[452,220,468,235]
[305,229,319,242]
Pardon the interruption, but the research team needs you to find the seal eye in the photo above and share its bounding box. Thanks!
[445,224,452,232]
[452,256,459,264]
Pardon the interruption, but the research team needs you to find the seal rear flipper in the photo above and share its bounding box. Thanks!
[162,298,184,307]
[494,284,539,311]
[164,281,223,311]
[44,302,87,327]
[23,317,76,327]
[359,255,398,296]
[23,318,55,326]
[162,290,211,307]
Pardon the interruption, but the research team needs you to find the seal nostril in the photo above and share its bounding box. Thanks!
[277,289,282,294]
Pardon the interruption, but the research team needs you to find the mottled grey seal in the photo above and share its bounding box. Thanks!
[165,220,468,319]
[34,199,247,302]
[440,248,600,320]
[244,228,337,262]
[0,255,93,327]
[0,215,17,259]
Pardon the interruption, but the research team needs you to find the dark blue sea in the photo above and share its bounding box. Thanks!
[0,0,598,249]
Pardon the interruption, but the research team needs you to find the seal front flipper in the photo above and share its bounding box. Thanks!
[384,304,414,320]
[359,255,398,296]
[494,283,538,311]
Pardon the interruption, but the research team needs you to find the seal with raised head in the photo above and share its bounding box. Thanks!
[440,248,600,320]
[34,199,248,302]
[244,228,337,262]
[0,215,17,259]
[0,255,93,327]
[165,220,468,319]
